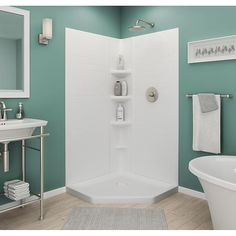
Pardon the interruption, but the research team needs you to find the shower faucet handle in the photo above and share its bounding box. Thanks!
[146,87,158,103]
[149,91,155,97]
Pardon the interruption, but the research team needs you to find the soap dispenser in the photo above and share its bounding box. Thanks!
[16,102,24,120]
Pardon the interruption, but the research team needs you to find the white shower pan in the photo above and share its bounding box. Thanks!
[67,173,177,204]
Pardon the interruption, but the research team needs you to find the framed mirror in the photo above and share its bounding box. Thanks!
[0,7,29,98]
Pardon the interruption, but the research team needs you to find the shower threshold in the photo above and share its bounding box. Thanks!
[66,172,177,204]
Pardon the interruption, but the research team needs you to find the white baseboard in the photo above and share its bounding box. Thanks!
[43,186,206,201]
[44,187,66,199]
[178,186,206,200]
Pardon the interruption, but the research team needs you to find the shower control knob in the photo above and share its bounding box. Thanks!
[146,87,158,103]
[149,91,155,97]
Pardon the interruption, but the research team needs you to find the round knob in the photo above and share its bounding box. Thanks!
[146,87,158,103]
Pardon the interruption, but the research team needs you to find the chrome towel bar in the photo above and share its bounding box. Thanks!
[186,93,233,99]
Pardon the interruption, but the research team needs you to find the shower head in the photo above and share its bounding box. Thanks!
[128,25,146,32]
[128,19,155,32]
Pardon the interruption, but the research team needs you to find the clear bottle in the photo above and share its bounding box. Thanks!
[16,102,24,120]
[116,104,125,122]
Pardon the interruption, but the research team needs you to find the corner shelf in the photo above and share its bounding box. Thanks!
[110,70,131,78]
[110,96,132,102]
[110,121,131,127]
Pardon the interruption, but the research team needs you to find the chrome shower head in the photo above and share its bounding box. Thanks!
[128,19,155,32]
[128,25,146,32]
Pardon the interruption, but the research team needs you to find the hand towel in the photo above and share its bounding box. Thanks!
[192,94,221,154]
[4,186,29,195]
[5,193,30,201]
[198,93,219,113]
[7,191,30,198]
[5,181,29,189]
[4,185,29,192]
[4,179,21,187]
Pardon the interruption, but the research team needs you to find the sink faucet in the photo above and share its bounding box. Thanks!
[0,101,12,121]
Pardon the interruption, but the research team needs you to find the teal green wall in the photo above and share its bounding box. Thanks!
[121,6,236,192]
[0,6,121,193]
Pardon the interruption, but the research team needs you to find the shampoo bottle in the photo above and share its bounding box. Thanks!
[116,104,125,122]
[114,81,122,96]
[121,81,128,96]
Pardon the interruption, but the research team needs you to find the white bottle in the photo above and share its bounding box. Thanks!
[121,81,128,96]
[116,104,125,122]
[117,55,125,70]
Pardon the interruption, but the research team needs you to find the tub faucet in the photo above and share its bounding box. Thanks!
[0,101,12,121]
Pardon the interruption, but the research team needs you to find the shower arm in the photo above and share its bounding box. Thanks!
[136,19,155,28]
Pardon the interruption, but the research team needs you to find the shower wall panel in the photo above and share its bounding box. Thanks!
[66,28,119,185]
[131,28,179,185]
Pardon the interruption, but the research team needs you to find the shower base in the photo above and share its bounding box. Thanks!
[66,172,177,204]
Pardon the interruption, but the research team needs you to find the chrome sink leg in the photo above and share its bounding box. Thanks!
[39,126,44,220]
[21,140,26,208]
[2,143,9,172]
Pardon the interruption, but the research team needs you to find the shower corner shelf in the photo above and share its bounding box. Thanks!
[110,69,131,78]
[110,121,131,127]
[110,95,132,101]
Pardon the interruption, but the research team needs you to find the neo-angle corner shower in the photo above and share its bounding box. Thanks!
[65,26,179,204]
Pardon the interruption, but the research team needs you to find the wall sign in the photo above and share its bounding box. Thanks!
[188,35,236,64]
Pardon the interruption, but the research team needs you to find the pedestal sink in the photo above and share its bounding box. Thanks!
[0,118,48,172]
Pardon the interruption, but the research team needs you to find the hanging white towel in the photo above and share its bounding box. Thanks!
[192,94,221,154]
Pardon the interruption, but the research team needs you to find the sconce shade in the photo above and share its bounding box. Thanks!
[42,18,52,39]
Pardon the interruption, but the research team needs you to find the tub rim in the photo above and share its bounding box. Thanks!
[189,155,236,191]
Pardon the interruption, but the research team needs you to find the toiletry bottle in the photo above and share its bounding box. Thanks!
[116,104,125,122]
[121,81,128,96]
[16,102,24,120]
[114,81,122,96]
[117,55,125,70]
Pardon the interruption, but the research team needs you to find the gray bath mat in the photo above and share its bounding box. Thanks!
[63,207,168,230]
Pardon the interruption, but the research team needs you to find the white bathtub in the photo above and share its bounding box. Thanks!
[189,155,236,230]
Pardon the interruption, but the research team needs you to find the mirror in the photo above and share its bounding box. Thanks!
[0,7,29,98]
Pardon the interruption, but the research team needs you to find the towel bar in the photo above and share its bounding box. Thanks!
[186,94,233,99]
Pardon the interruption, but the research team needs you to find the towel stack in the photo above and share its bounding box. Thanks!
[4,179,30,201]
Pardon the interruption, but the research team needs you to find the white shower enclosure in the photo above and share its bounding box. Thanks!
[65,28,179,204]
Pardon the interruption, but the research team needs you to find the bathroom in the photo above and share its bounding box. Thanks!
[0,0,236,232]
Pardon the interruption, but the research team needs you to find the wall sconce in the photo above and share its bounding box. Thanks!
[38,18,52,45]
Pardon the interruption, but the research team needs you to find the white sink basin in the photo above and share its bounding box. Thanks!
[0,118,48,142]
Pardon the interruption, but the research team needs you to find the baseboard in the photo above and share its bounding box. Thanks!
[178,186,206,200]
[44,187,66,199]
[44,186,205,201]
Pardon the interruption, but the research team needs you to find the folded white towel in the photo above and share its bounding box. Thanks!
[192,94,221,154]
[4,185,29,192]
[4,179,21,186]
[5,193,30,201]
[7,191,30,198]
[4,187,29,195]
[5,181,29,189]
